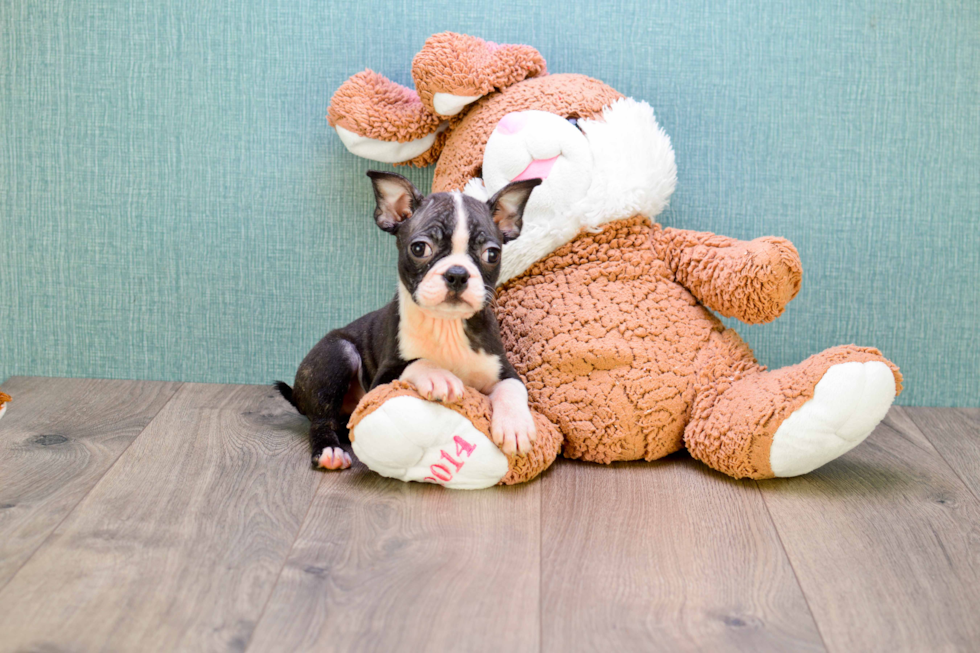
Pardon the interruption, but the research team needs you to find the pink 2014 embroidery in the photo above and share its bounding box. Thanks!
[425,435,477,484]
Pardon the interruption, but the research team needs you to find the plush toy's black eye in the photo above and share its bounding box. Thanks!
[567,117,582,131]
[482,246,500,265]
[410,241,432,259]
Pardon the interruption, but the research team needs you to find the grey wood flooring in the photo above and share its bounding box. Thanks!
[0,376,977,652]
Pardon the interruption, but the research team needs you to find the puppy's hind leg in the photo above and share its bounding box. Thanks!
[292,337,363,471]
[310,419,352,470]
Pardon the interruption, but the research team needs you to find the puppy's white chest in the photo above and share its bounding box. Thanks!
[399,317,502,393]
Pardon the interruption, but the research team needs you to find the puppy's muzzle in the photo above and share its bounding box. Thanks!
[443,266,470,294]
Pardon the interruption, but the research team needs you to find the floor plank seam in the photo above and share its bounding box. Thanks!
[905,408,980,507]
[754,481,831,653]
[0,382,185,596]
[538,479,543,653]
[242,471,325,653]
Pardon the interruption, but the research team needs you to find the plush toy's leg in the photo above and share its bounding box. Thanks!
[685,341,902,480]
[347,381,562,488]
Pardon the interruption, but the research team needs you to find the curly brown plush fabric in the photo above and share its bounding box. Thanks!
[327,34,548,169]
[654,229,803,324]
[412,32,547,116]
[327,70,440,142]
[326,70,446,167]
[348,380,562,485]
[685,344,902,478]
[0,392,10,405]
[433,74,624,192]
[495,217,902,478]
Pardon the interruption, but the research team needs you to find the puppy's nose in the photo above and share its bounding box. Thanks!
[443,266,470,292]
[496,112,528,135]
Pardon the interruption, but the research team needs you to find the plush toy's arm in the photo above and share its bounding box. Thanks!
[652,227,803,324]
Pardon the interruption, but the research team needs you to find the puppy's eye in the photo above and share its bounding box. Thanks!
[482,246,501,264]
[410,242,432,259]
[566,117,582,131]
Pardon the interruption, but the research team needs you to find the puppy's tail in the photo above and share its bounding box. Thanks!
[274,381,300,412]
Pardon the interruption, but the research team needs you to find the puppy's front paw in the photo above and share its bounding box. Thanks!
[490,385,536,456]
[418,369,465,402]
[401,361,465,403]
[314,446,352,470]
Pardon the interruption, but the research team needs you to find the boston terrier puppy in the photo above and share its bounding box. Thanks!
[276,171,542,470]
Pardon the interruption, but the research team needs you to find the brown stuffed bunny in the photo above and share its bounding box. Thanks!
[332,33,902,488]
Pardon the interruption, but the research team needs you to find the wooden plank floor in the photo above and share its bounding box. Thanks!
[0,377,977,652]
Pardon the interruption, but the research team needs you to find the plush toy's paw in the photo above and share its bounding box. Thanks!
[314,447,352,471]
[489,380,536,455]
[769,361,897,477]
[400,360,465,403]
[351,396,509,489]
[349,381,564,488]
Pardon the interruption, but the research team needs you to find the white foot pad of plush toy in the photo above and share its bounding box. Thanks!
[770,361,896,477]
[351,396,509,489]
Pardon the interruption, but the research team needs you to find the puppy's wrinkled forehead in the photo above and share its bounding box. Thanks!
[398,191,498,251]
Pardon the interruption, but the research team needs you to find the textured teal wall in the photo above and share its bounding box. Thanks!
[1,1,978,406]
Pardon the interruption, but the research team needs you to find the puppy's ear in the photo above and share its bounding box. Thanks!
[487,178,542,243]
[366,170,424,233]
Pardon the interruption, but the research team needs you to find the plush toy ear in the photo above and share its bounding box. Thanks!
[412,32,547,118]
[487,178,541,242]
[367,170,424,233]
[328,70,446,166]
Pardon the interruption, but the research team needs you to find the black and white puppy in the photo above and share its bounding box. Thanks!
[277,171,542,470]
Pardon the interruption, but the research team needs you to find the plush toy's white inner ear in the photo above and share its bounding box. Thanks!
[432,93,482,116]
[336,123,446,164]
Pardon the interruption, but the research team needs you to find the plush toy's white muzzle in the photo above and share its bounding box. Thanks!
[483,110,594,220]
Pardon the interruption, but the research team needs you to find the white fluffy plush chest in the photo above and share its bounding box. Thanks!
[398,310,502,393]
